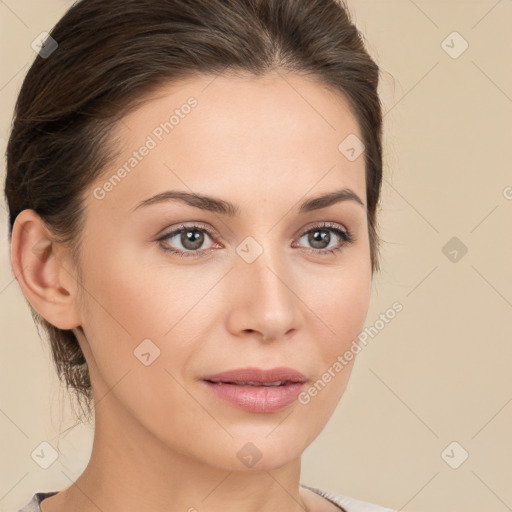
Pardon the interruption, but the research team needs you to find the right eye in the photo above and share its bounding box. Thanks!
[157,223,219,258]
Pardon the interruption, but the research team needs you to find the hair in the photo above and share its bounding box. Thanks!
[4,0,384,420]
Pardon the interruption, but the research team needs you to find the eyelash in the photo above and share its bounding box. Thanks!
[157,222,356,259]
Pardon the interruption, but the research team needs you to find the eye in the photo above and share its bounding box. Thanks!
[293,222,355,256]
[158,224,217,258]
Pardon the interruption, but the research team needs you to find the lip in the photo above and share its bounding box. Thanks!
[201,367,308,413]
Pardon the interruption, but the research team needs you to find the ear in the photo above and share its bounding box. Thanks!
[10,209,82,330]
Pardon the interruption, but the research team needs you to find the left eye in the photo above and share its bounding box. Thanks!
[295,225,351,252]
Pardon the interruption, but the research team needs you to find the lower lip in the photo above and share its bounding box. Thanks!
[203,381,306,413]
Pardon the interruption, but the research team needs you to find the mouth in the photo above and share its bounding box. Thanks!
[204,379,297,386]
[201,367,308,413]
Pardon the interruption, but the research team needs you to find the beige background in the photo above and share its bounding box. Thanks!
[1,1,511,511]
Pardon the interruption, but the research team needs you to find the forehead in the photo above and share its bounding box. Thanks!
[90,71,366,215]
[121,70,363,147]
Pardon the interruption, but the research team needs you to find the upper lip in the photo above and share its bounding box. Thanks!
[202,367,308,384]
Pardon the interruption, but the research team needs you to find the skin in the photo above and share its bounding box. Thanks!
[12,70,372,512]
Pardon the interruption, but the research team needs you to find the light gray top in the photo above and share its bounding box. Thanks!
[16,485,398,512]
[302,484,398,511]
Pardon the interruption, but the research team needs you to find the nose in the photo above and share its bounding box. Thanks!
[225,244,304,343]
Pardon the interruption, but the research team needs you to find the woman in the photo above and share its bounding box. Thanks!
[5,0,397,510]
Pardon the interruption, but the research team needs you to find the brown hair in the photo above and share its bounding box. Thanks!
[4,0,384,420]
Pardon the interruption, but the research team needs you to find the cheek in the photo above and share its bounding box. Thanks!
[290,249,371,421]
[304,251,372,354]
[78,239,221,386]
[333,269,371,341]
[297,270,369,433]
[78,248,208,435]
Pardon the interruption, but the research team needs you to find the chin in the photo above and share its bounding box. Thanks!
[191,429,311,473]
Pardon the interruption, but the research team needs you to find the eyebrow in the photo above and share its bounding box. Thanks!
[131,188,365,216]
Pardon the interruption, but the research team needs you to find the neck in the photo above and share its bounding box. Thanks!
[55,387,310,512]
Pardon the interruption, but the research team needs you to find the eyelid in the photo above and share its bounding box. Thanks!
[157,220,217,239]
[295,220,349,239]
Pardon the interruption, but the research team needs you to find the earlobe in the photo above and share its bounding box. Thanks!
[10,209,82,330]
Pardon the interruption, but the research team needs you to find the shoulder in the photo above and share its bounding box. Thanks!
[302,484,399,512]
[15,491,59,512]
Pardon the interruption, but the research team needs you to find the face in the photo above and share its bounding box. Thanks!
[72,71,372,471]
